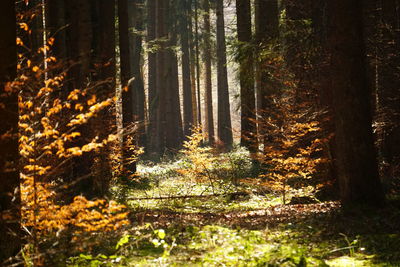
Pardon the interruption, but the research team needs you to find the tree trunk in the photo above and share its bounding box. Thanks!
[91,0,116,195]
[216,0,233,149]
[179,0,194,137]
[194,0,202,125]
[203,0,215,144]
[147,0,158,155]
[236,0,257,154]
[64,0,97,199]
[255,0,279,152]
[46,0,67,61]
[0,0,20,262]
[119,0,137,174]
[165,0,184,150]
[155,0,167,154]
[188,0,199,126]
[328,0,384,205]
[376,0,400,187]
[128,0,146,147]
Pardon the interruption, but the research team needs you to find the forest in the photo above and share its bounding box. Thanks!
[0,0,400,266]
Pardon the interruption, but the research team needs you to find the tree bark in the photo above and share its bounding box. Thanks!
[147,0,158,154]
[194,0,202,125]
[119,0,137,174]
[203,0,215,144]
[179,0,194,137]
[236,0,257,154]
[128,0,146,147]
[91,0,116,195]
[329,0,384,205]
[255,0,279,152]
[216,0,233,149]
[165,0,184,150]
[155,0,167,153]
[188,0,199,126]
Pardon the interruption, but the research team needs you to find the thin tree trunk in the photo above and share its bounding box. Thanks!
[188,0,198,125]
[203,0,214,144]
[179,0,194,138]
[194,0,202,125]
[216,0,233,149]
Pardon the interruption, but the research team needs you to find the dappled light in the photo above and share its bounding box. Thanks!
[0,0,399,266]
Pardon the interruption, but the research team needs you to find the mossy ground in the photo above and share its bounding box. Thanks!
[68,148,400,266]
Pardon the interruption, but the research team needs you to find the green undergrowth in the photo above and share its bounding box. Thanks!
[67,217,400,266]
[86,147,400,267]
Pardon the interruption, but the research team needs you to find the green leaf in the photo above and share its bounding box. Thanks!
[116,234,131,250]
[156,229,166,239]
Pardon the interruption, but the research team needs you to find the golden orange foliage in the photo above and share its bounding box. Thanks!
[177,126,216,183]
[244,94,331,204]
[14,12,129,243]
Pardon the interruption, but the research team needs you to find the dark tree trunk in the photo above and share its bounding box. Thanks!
[203,0,215,145]
[376,0,400,186]
[328,0,384,205]
[119,0,137,174]
[64,0,97,199]
[194,0,202,125]
[91,0,116,195]
[236,0,257,154]
[255,0,279,152]
[128,0,146,147]
[147,0,157,155]
[155,0,167,154]
[46,0,67,60]
[188,0,198,126]
[216,0,233,149]
[0,0,20,262]
[165,0,184,151]
[179,0,194,137]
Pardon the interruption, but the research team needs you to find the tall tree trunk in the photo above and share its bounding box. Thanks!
[91,0,116,195]
[179,0,194,137]
[255,0,279,152]
[119,0,137,174]
[203,0,215,144]
[128,0,146,147]
[147,0,158,155]
[236,0,257,154]
[165,0,184,150]
[194,0,202,125]
[155,0,167,154]
[0,1,20,262]
[216,0,233,149]
[328,0,384,205]
[188,0,198,126]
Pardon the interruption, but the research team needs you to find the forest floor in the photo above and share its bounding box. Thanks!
[67,147,400,266]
